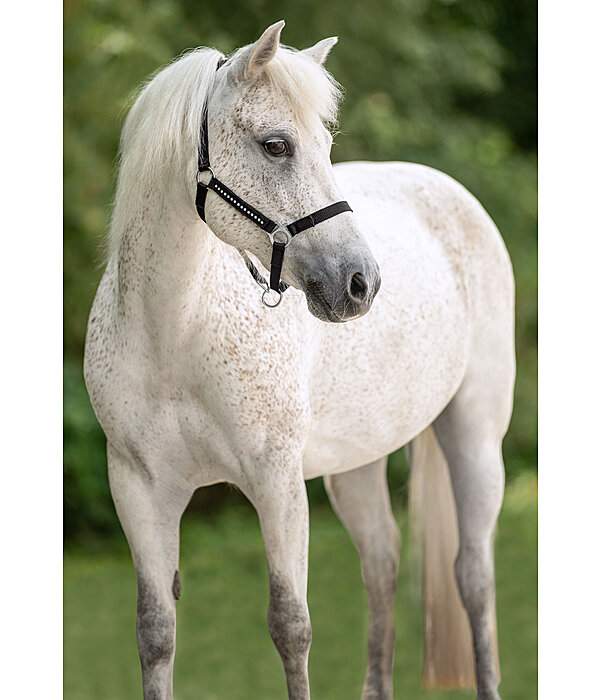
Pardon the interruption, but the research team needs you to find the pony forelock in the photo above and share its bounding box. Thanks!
[233,44,343,129]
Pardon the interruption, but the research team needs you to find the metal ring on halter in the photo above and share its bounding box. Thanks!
[267,224,292,247]
[262,288,283,308]
[196,166,215,184]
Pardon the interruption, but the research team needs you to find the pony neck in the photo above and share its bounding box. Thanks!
[114,187,223,326]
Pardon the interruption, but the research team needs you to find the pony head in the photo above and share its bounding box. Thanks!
[203,21,381,321]
[115,21,381,322]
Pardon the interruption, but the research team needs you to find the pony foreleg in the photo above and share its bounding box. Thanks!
[433,400,505,700]
[324,458,400,700]
[244,471,312,700]
[107,445,190,700]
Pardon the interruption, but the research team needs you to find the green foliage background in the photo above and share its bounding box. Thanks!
[64,0,537,541]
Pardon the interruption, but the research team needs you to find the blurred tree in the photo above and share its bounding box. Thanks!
[64,0,537,540]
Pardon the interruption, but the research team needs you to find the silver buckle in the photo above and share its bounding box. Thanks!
[267,224,292,247]
[196,166,215,184]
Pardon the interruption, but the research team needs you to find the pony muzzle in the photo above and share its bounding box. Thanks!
[303,261,381,323]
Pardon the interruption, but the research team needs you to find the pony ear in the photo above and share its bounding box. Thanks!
[301,37,338,65]
[244,20,285,80]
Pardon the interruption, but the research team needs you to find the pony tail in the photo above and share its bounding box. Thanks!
[408,426,478,689]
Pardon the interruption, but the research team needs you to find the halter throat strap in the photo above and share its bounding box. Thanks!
[195,57,352,303]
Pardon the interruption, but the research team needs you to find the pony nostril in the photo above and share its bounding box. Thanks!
[349,272,368,302]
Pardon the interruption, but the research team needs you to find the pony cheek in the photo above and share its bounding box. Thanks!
[204,198,269,257]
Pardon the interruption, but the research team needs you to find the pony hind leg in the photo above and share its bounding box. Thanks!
[432,384,509,700]
[324,457,400,700]
[107,444,191,700]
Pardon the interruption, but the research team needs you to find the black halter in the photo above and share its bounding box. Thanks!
[195,57,352,307]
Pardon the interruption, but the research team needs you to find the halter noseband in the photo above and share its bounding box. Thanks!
[195,57,352,308]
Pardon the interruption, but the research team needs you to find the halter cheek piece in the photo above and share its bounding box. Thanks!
[195,57,352,308]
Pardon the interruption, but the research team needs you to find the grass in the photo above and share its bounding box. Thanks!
[64,474,537,699]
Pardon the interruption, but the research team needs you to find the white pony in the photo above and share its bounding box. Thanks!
[84,21,514,700]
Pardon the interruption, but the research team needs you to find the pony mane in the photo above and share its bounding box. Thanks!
[107,43,342,261]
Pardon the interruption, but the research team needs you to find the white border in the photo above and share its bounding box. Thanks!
[539,2,600,697]
[6,2,594,697]
[1,2,63,697]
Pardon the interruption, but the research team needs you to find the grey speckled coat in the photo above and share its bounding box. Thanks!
[84,22,514,700]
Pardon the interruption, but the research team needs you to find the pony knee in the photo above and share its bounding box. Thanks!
[137,579,176,670]
[268,609,312,665]
[268,577,312,663]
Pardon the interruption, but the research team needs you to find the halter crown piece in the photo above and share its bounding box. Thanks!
[195,57,353,308]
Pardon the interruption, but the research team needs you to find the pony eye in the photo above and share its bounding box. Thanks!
[264,139,289,156]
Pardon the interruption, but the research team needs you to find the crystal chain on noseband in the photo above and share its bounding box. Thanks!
[195,56,352,306]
